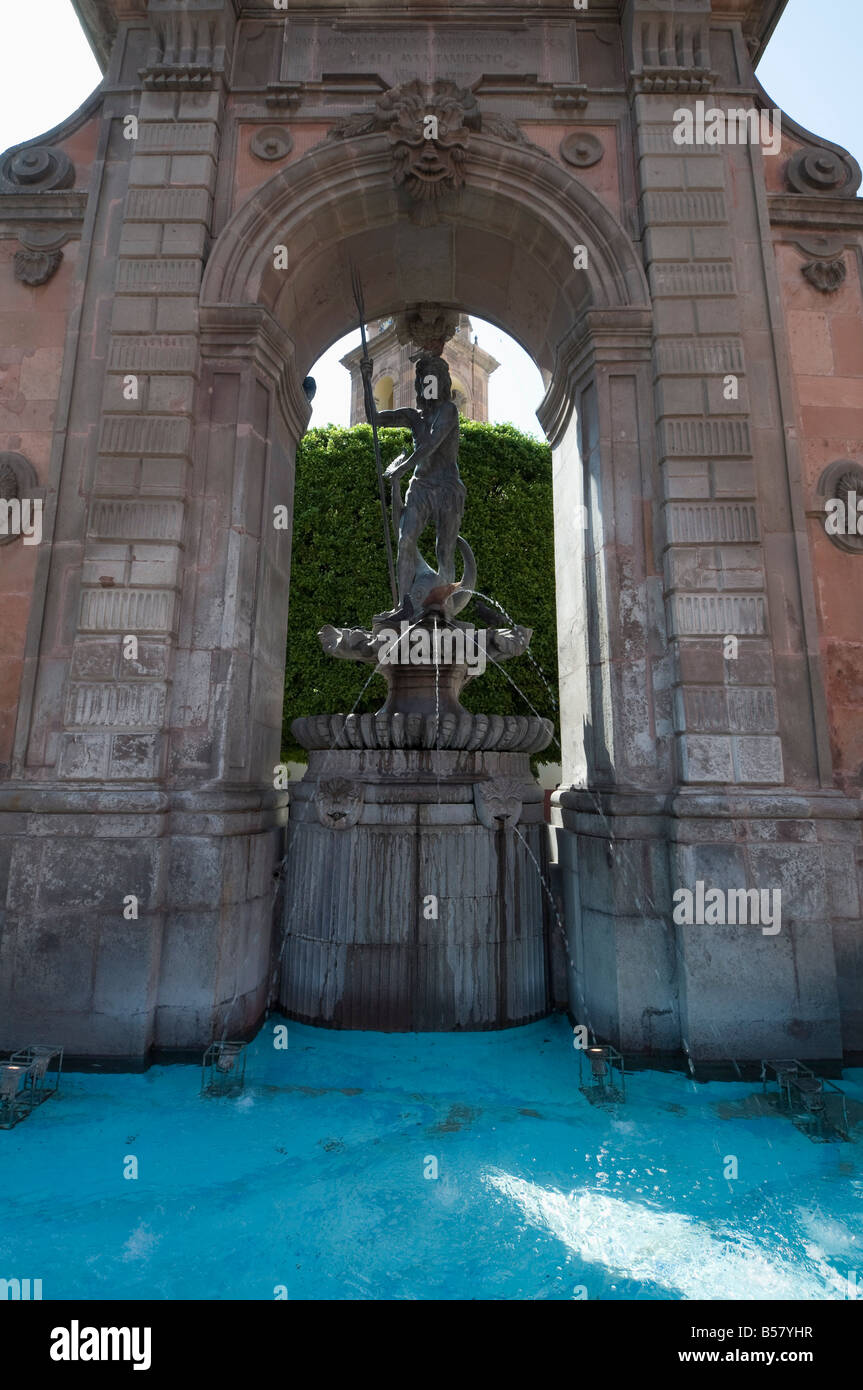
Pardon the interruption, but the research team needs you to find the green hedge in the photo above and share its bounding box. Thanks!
[282,420,559,764]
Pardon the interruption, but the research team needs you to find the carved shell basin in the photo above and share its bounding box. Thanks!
[292,711,553,754]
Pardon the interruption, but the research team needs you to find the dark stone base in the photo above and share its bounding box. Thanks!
[278,748,553,1030]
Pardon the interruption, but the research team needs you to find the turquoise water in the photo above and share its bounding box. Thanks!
[1,1015,861,1300]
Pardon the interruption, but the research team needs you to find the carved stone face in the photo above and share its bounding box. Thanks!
[314,777,364,830]
[384,80,478,202]
[473,777,523,831]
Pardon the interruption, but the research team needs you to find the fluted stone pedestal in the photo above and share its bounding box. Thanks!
[279,743,553,1030]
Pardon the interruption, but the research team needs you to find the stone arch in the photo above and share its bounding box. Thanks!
[195,128,662,802]
[201,130,651,390]
[182,126,668,1048]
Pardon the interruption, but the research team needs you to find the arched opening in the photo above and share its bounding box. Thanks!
[200,130,655,790]
[291,317,555,790]
[197,129,662,1032]
[450,376,469,416]
[372,374,395,413]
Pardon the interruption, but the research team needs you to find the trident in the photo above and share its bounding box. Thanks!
[349,263,398,610]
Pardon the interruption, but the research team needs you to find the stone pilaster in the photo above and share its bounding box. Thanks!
[617,0,848,1062]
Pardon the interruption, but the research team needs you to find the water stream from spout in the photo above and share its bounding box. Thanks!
[465,588,558,714]
[482,652,720,1080]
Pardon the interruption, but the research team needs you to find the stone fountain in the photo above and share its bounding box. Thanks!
[279,315,554,1030]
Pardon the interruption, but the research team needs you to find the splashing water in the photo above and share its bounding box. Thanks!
[466,589,558,714]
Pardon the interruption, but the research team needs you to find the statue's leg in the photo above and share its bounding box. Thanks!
[435,499,463,585]
[398,495,424,601]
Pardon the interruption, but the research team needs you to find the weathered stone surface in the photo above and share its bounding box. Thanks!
[281,749,549,1030]
[0,0,858,1063]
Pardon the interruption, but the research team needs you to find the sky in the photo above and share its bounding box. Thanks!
[0,0,859,434]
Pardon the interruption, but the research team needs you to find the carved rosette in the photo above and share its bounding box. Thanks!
[326,80,538,201]
[314,778,364,829]
[560,132,603,170]
[473,777,524,830]
[250,127,293,162]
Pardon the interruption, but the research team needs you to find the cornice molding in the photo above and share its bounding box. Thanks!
[767,194,863,233]
[72,2,787,77]
[0,191,89,240]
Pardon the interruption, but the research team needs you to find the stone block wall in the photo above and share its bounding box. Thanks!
[0,0,858,1062]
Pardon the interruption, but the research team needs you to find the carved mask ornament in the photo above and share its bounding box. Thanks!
[327,80,530,203]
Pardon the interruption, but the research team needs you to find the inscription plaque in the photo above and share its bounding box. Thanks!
[281,20,576,89]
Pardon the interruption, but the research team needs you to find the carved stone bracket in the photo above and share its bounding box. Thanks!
[314,777,364,829]
[394,304,460,355]
[13,225,69,285]
[265,81,303,111]
[625,6,715,95]
[552,86,589,113]
[473,777,524,830]
[139,1,237,91]
[634,66,715,94]
[802,259,847,294]
[14,247,63,286]
[0,146,74,194]
[790,234,848,294]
